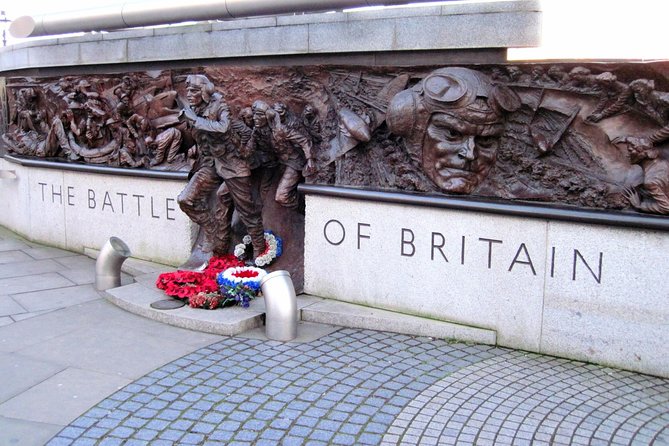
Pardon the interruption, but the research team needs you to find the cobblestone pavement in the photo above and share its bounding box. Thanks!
[47,328,669,446]
[383,351,669,446]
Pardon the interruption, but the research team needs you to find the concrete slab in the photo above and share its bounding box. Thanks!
[0,259,69,280]
[79,39,128,64]
[211,16,277,31]
[238,321,340,343]
[0,300,123,353]
[0,239,30,252]
[0,416,64,446]
[0,352,66,403]
[10,284,102,313]
[75,293,221,347]
[0,317,12,327]
[0,272,74,295]
[132,272,163,288]
[16,322,218,379]
[0,250,33,265]
[10,310,56,322]
[115,312,222,349]
[122,258,175,276]
[22,245,79,260]
[0,367,131,426]
[53,255,96,270]
[57,267,96,285]
[0,295,26,317]
[301,298,497,345]
[105,282,265,336]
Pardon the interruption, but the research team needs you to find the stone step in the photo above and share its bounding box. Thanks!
[103,269,496,344]
[104,281,324,337]
[105,283,263,336]
[299,297,497,345]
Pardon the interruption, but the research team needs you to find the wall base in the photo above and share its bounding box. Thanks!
[304,194,669,378]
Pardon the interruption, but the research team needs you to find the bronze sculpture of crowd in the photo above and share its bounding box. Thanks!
[3,65,669,219]
[490,64,669,215]
[175,74,322,266]
[2,72,326,266]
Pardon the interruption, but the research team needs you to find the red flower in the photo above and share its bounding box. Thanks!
[232,270,260,279]
[156,255,245,304]
[188,292,221,310]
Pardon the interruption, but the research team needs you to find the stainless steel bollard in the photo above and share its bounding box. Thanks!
[260,270,298,341]
[95,237,131,290]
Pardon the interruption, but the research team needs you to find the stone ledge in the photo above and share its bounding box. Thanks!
[300,297,498,345]
[105,282,266,336]
[102,269,495,344]
[0,1,541,72]
[103,279,325,337]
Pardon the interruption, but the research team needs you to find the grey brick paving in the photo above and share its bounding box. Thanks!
[382,351,669,446]
[42,328,669,446]
[47,330,500,445]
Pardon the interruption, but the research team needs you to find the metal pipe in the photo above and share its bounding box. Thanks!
[10,0,438,39]
[260,270,298,341]
[298,183,669,232]
[3,154,188,181]
[95,236,131,290]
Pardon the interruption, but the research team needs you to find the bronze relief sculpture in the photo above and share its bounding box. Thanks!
[176,74,266,268]
[386,67,520,194]
[2,63,668,271]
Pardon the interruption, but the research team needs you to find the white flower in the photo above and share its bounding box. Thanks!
[234,243,247,258]
[239,231,282,267]
[221,266,267,284]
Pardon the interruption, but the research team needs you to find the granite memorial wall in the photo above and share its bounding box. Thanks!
[0,2,666,376]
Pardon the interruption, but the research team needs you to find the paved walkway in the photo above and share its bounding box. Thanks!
[1,227,668,446]
[0,228,220,445]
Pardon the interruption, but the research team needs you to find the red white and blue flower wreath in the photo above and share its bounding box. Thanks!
[216,266,267,308]
[234,230,283,267]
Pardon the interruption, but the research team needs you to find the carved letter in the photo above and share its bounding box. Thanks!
[67,187,75,206]
[117,192,127,214]
[150,197,160,219]
[357,223,371,250]
[39,182,47,201]
[51,185,62,204]
[88,189,96,209]
[323,219,345,246]
[572,250,603,284]
[102,192,115,213]
[431,232,448,262]
[479,238,503,269]
[166,198,176,221]
[508,243,536,275]
[401,228,415,257]
[133,194,145,217]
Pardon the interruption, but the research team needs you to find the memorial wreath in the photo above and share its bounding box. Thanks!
[234,230,283,267]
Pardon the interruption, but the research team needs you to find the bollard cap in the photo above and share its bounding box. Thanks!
[109,236,132,257]
[260,270,291,287]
